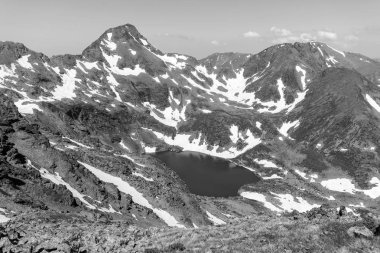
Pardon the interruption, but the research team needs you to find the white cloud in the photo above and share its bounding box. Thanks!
[345,34,359,41]
[270,26,292,36]
[299,33,316,41]
[272,33,315,44]
[211,40,220,46]
[317,31,338,40]
[243,31,261,38]
[272,36,298,44]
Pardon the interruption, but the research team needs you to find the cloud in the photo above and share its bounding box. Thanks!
[345,34,359,41]
[299,33,316,41]
[243,31,261,38]
[268,27,358,49]
[270,26,292,36]
[272,36,298,44]
[317,31,338,40]
[272,33,315,44]
[211,40,220,46]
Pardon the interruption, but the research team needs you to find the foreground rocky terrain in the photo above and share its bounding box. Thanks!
[1,23,380,251]
[0,205,379,252]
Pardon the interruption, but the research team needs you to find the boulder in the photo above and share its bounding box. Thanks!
[347,226,374,239]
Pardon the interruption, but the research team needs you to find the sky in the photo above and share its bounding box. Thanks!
[1,0,380,59]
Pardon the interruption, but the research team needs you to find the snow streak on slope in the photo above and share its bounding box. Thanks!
[39,168,119,213]
[78,161,185,228]
[295,65,307,90]
[63,137,93,149]
[132,172,154,182]
[240,192,281,212]
[205,211,226,225]
[365,94,380,113]
[39,168,96,210]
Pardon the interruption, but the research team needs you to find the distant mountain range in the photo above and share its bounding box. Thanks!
[1,23,380,235]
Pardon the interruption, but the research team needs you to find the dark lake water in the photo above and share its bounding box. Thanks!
[154,151,260,197]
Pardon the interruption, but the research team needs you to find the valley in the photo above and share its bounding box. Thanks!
[0,23,379,251]
[154,151,260,197]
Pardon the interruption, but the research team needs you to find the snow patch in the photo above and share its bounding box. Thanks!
[262,174,283,180]
[200,109,212,114]
[240,192,281,212]
[0,214,10,223]
[254,159,278,168]
[295,169,308,179]
[256,121,262,130]
[51,69,79,100]
[132,172,154,182]
[320,178,357,194]
[295,65,307,90]
[63,137,93,149]
[144,146,157,153]
[103,33,117,50]
[229,125,240,144]
[17,55,34,71]
[271,192,320,213]
[317,47,324,57]
[140,38,149,46]
[117,153,146,168]
[205,211,226,225]
[278,120,300,139]
[14,99,43,114]
[365,94,380,113]
[362,177,380,199]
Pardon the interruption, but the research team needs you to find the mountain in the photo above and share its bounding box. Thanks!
[0,23,380,250]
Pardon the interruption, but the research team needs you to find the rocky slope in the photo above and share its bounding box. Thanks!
[0,205,379,252]
[0,23,380,247]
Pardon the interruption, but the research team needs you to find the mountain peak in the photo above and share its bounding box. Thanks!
[81,23,160,62]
